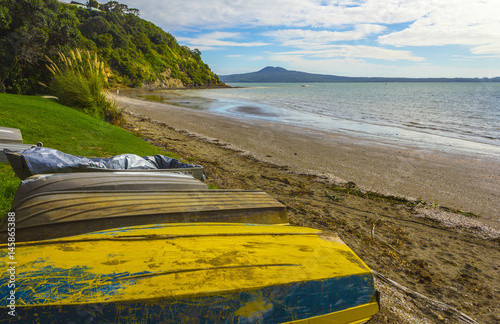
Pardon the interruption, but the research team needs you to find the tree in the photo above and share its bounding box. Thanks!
[87,0,99,9]
[0,0,81,93]
[81,15,110,36]
[0,6,12,32]
[191,48,201,62]
[0,1,52,92]
[103,1,119,12]
[48,9,79,47]
[103,1,128,14]
[127,8,139,16]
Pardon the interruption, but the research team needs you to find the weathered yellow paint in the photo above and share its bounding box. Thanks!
[5,223,367,305]
[1,223,379,323]
[235,292,273,319]
[286,303,380,324]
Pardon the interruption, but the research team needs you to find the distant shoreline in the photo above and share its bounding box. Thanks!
[219,66,500,83]
[109,78,500,93]
[220,79,500,83]
[110,84,232,92]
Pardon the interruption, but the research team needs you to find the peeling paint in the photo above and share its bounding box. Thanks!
[0,223,378,323]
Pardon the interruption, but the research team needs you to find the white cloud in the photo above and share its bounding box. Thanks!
[203,32,242,40]
[263,24,387,46]
[267,55,500,78]
[119,0,431,29]
[116,0,500,76]
[378,0,500,55]
[471,43,500,55]
[119,0,500,55]
[272,45,424,61]
[118,0,500,53]
[177,32,271,49]
[356,24,388,35]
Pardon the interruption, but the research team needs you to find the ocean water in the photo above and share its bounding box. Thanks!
[131,82,500,159]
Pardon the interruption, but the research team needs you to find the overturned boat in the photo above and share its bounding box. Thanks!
[0,223,379,323]
[1,145,36,163]
[11,172,208,206]
[0,127,37,162]
[0,126,23,144]
[2,190,287,242]
[4,147,206,181]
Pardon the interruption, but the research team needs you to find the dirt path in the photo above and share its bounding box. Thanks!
[121,111,499,323]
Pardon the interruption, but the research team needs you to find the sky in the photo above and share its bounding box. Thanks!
[91,0,500,78]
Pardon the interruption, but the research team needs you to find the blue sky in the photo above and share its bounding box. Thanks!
[88,0,500,77]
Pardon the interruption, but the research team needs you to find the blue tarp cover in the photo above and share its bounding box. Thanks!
[20,147,202,175]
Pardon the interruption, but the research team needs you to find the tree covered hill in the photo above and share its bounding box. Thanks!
[0,0,226,94]
[220,67,352,83]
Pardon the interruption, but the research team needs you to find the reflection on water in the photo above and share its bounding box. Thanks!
[136,94,172,103]
[123,90,216,110]
[230,106,280,117]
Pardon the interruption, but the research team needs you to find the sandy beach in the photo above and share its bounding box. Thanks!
[116,94,500,230]
[115,94,500,323]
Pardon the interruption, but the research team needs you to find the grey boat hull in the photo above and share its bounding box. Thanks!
[0,126,23,144]
[11,172,208,207]
[1,145,36,162]
[2,190,288,242]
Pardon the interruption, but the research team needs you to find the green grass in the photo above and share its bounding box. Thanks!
[0,93,180,217]
[0,164,19,218]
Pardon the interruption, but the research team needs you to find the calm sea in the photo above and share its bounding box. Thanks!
[132,82,500,159]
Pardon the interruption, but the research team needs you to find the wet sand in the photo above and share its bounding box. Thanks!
[231,105,280,116]
[115,95,500,230]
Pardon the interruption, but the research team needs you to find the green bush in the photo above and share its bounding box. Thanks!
[46,49,124,125]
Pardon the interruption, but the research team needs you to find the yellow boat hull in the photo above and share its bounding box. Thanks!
[0,223,379,323]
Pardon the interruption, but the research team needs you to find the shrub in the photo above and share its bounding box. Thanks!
[46,49,124,125]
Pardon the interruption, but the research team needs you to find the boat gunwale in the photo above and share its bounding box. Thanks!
[2,230,321,247]
[7,204,287,230]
